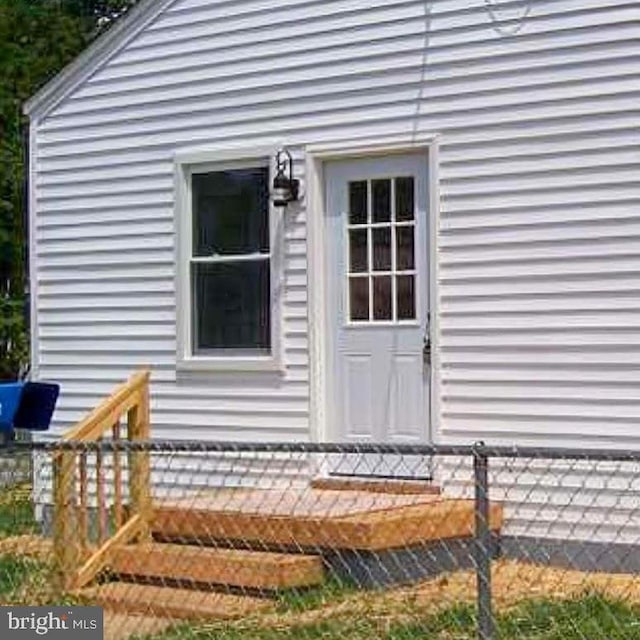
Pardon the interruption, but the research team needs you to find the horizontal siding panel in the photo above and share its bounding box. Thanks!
[441,399,640,420]
[38,87,640,154]
[440,236,640,264]
[440,413,640,431]
[39,309,176,326]
[441,146,640,181]
[36,191,173,211]
[37,236,173,257]
[37,265,176,283]
[149,0,632,51]
[41,325,175,339]
[441,166,639,198]
[36,110,640,167]
[36,174,171,198]
[443,368,640,385]
[38,297,174,312]
[443,385,640,404]
[37,367,298,387]
[39,353,177,367]
[45,41,639,128]
[38,220,174,242]
[441,348,640,364]
[441,216,640,246]
[127,3,636,62]
[442,310,640,330]
[43,48,640,132]
[56,383,308,400]
[37,210,173,231]
[441,331,640,348]
[37,149,170,174]
[36,161,171,185]
[52,409,307,432]
[442,204,640,233]
[441,294,640,314]
[60,397,308,417]
[38,367,179,384]
[38,256,172,272]
[440,278,640,298]
[441,262,640,283]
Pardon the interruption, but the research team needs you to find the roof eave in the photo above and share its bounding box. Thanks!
[24,0,174,119]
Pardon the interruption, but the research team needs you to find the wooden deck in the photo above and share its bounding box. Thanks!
[73,485,503,623]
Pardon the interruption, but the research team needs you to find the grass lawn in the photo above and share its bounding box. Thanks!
[129,560,640,640]
[0,481,57,604]
[0,481,37,537]
[0,554,49,600]
[130,593,640,640]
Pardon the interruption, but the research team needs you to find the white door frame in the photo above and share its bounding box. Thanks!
[305,135,442,444]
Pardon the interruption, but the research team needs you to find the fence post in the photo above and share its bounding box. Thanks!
[473,441,495,640]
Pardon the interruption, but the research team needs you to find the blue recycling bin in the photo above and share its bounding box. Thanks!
[14,382,59,431]
[0,383,25,436]
[0,381,59,441]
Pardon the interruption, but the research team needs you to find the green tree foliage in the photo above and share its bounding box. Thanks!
[0,0,136,379]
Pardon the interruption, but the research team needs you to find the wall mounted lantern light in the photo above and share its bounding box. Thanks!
[272,149,300,207]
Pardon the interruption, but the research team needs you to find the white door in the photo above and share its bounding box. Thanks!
[324,153,431,478]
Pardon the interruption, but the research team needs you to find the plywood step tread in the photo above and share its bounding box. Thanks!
[310,478,440,495]
[154,499,503,551]
[110,542,324,589]
[82,583,271,620]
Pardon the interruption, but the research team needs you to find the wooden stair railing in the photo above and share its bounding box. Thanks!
[53,370,152,591]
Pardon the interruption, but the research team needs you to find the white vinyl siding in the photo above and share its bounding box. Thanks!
[30,0,640,536]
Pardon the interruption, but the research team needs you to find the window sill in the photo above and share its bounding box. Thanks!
[177,355,283,373]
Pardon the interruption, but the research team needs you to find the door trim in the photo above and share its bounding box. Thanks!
[306,135,442,444]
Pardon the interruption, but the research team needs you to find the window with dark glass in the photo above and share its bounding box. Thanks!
[190,167,271,354]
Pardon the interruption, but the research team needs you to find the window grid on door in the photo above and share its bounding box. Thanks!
[346,176,417,324]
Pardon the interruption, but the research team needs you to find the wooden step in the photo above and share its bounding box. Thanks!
[82,583,271,620]
[109,542,324,590]
[310,477,441,495]
[153,499,503,551]
[104,613,174,640]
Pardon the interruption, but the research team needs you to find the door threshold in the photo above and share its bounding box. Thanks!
[311,475,439,495]
[327,472,433,482]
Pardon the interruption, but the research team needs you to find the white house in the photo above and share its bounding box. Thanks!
[24,0,640,535]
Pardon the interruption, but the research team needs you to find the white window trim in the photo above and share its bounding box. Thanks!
[175,147,284,373]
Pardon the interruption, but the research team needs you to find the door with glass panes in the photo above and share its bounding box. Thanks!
[324,153,431,478]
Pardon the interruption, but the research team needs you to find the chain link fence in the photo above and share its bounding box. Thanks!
[2,440,640,639]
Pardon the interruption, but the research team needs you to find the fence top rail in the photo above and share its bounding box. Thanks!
[5,439,640,462]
